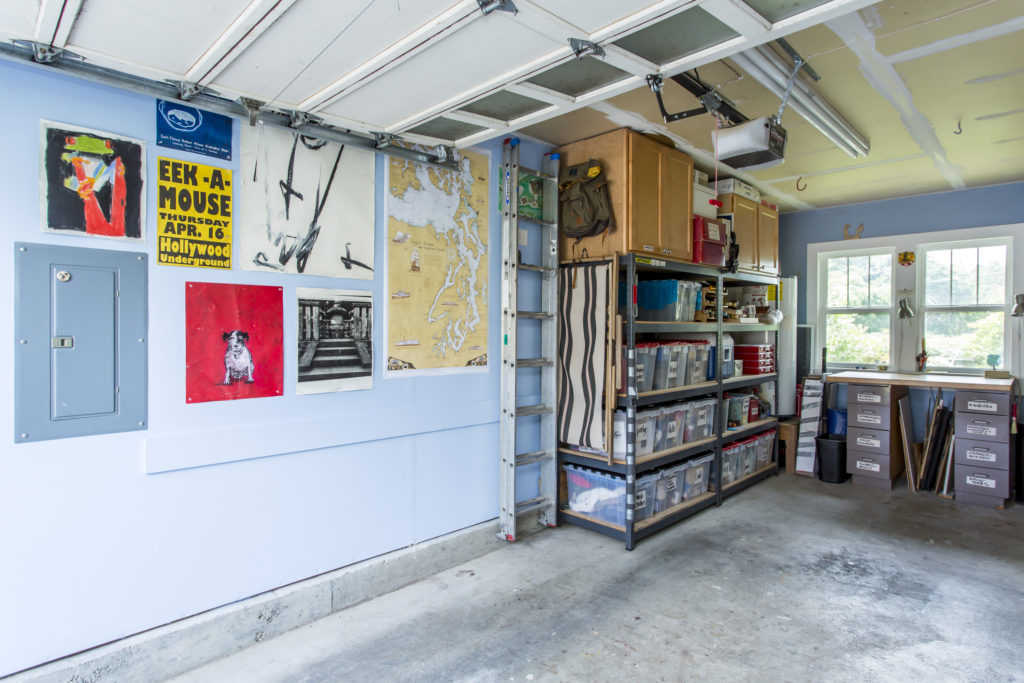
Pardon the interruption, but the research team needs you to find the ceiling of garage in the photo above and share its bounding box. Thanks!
[1,0,1021,212]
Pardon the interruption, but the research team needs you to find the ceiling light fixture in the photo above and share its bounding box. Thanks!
[729,45,870,159]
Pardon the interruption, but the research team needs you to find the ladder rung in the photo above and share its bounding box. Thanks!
[516,450,554,467]
[517,311,555,320]
[516,358,554,368]
[518,166,556,181]
[517,219,557,230]
[514,404,553,417]
[518,264,556,275]
[515,496,553,516]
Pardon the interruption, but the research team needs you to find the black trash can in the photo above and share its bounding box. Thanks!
[816,434,848,483]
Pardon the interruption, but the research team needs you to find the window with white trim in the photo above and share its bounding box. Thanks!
[919,240,1010,371]
[820,251,893,366]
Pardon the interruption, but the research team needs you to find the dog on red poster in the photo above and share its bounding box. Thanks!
[222,331,255,384]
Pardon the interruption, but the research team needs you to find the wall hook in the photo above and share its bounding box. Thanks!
[843,223,864,240]
[953,120,963,135]
[796,176,807,191]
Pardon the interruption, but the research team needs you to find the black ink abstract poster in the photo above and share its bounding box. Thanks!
[40,121,146,241]
[237,124,374,278]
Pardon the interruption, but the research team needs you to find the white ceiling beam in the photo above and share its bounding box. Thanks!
[511,0,589,43]
[443,109,509,129]
[771,0,880,34]
[34,0,83,47]
[600,44,660,78]
[888,15,1024,64]
[299,0,481,112]
[826,12,965,190]
[185,0,299,85]
[505,82,574,106]
[588,0,700,43]
[699,0,771,38]
[384,46,572,133]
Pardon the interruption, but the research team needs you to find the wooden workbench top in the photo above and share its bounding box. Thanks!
[826,370,1016,392]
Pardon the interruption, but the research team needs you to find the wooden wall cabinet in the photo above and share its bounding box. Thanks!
[555,128,693,262]
[718,192,779,275]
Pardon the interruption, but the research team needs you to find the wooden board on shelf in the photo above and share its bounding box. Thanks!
[634,490,716,532]
[723,461,778,492]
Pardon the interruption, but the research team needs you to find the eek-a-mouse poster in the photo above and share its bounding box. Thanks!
[185,282,283,403]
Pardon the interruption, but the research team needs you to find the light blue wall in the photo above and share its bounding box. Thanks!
[779,182,1024,441]
[780,182,1024,324]
[0,58,548,676]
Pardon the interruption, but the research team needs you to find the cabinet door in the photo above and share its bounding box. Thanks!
[757,205,779,274]
[732,196,759,271]
[629,133,664,254]
[659,149,693,261]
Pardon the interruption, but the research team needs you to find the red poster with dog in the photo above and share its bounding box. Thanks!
[185,282,283,403]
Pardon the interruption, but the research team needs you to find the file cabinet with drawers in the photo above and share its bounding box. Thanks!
[954,390,1015,507]
[845,383,909,489]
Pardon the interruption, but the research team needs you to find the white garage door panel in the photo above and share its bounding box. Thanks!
[0,1,37,42]
[66,0,253,75]
[213,0,465,109]
[319,14,562,129]
[530,0,686,37]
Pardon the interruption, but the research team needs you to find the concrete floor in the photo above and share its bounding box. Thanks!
[171,475,1024,682]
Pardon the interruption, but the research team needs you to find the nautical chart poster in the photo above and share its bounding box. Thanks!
[237,123,374,278]
[185,282,283,403]
[384,148,489,375]
[40,121,145,241]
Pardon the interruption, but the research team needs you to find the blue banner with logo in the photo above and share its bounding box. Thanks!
[156,99,233,160]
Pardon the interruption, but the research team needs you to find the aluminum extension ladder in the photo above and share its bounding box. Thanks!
[498,137,559,542]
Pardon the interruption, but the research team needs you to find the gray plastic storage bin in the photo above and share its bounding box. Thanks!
[685,343,710,385]
[655,463,688,512]
[721,445,738,485]
[684,398,717,441]
[672,344,692,388]
[563,465,626,526]
[684,454,715,499]
[634,472,659,521]
[756,430,775,468]
[622,343,657,394]
[653,344,684,390]
[635,409,657,456]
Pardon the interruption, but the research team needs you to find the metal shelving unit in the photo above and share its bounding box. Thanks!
[557,253,780,549]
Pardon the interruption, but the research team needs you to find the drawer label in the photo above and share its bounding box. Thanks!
[642,245,655,252]
[693,467,704,484]
[667,421,679,440]
[966,423,997,437]
[635,489,648,509]
[967,400,998,412]
[856,435,881,449]
[708,224,721,240]
[857,393,882,403]
[636,363,646,383]
[966,475,996,489]
[668,360,678,379]
[966,449,997,463]
[856,460,881,473]
[857,413,882,425]
[665,477,677,492]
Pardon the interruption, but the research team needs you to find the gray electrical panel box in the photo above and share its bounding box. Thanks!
[15,242,148,442]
